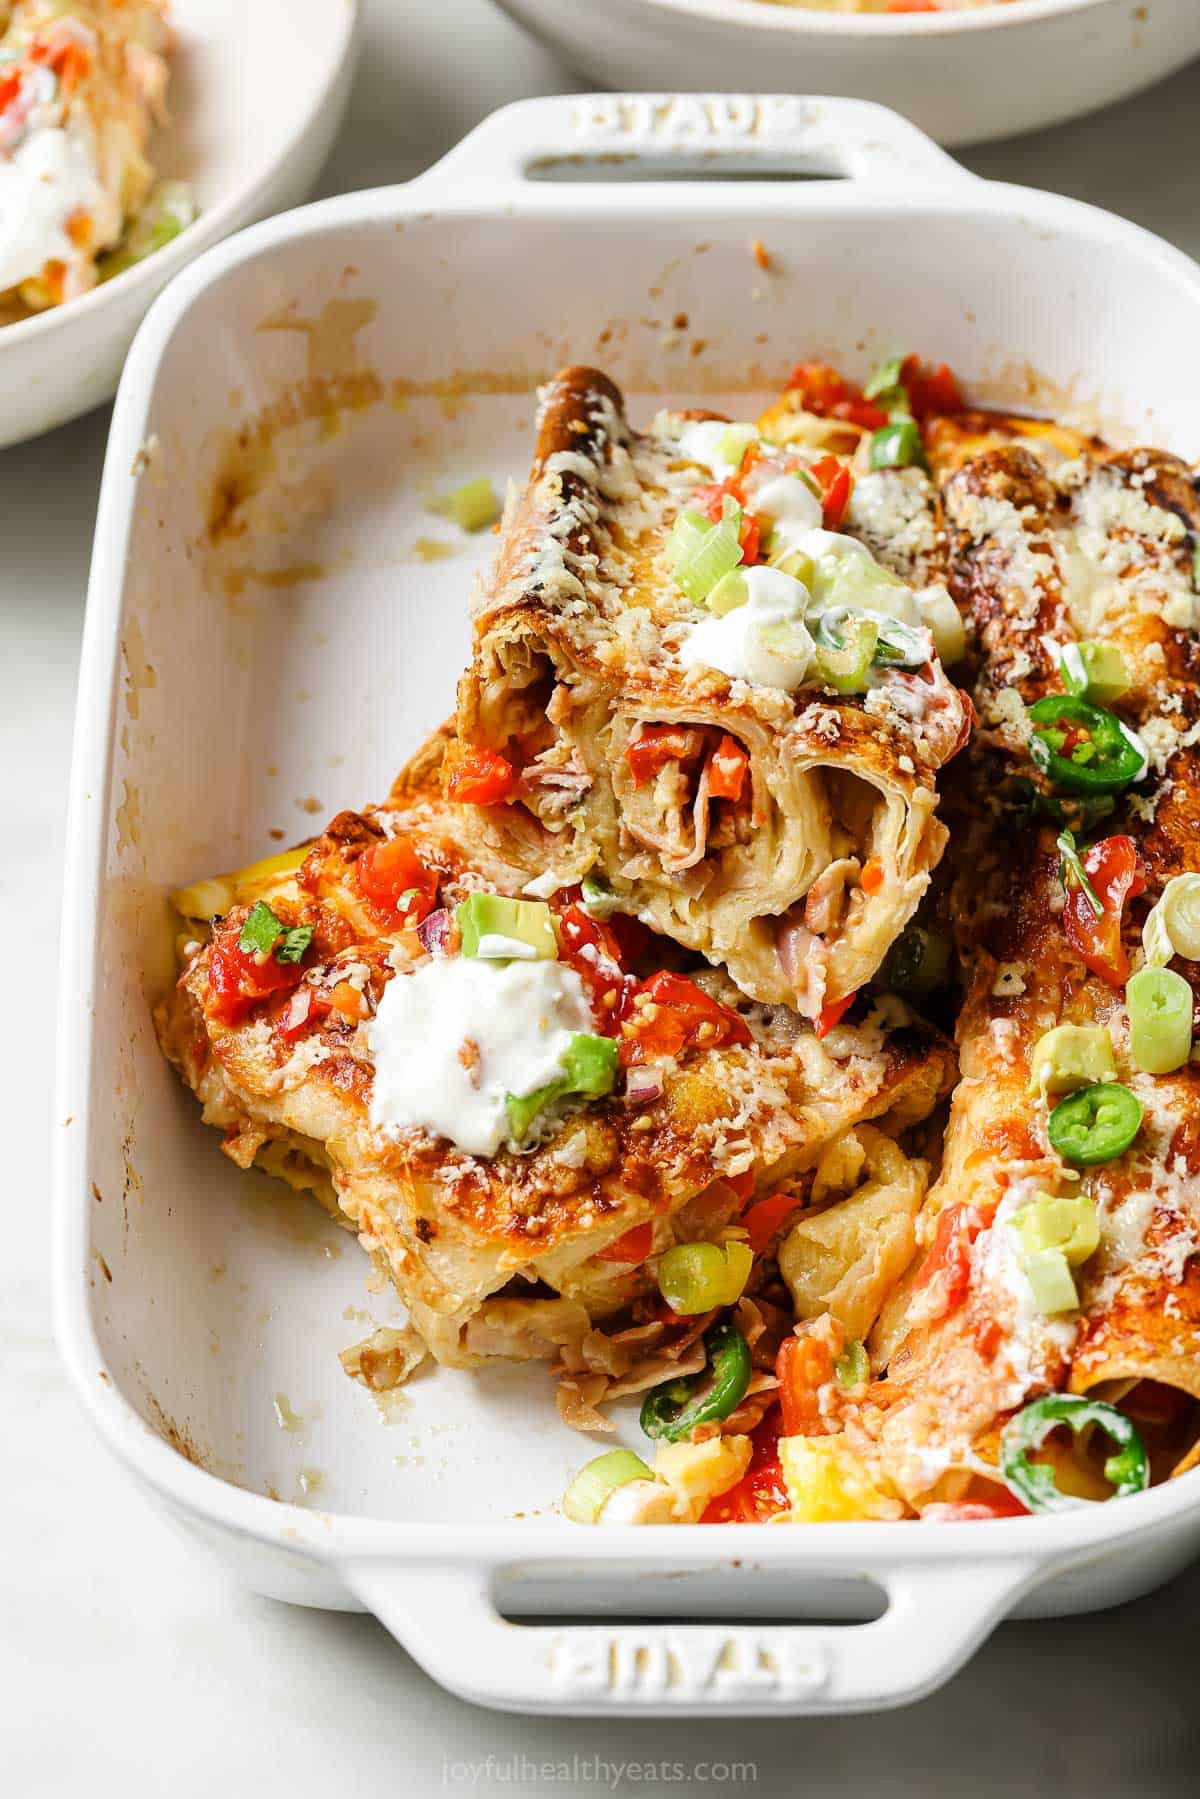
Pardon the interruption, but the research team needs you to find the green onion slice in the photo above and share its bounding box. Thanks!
[1126,966,1194,1074]
[999,1395,1149,1513]
[1056,830,1103,919]
[657,1240,752,1316]
[1047,1082,1143,1166]
[814,610,879,694]
[716,424,759,469]
[869,420,926,472]
[872,615,930,671]
[706,569,749,616]
[99,180,196,282]
[639,1322,752,1444]
[834,1340,869,1389]
[1142,874,1200,967]
[672,496,745,605]
[863,354,907,402]
[562,1449,654,1524]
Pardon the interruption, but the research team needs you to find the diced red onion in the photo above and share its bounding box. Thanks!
[624,1064,665,1108]
[417,907,456,956]
[277,987,315,1039]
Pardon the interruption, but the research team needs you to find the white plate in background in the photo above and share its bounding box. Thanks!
[0,0,360,449]
[491,0,1200,149]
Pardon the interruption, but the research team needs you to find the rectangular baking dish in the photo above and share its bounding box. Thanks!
[55,93,1200,1717]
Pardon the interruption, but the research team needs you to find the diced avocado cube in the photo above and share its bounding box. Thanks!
[456,893,558,959]
[504,1082,560,1141]
[1011,1194,1100,1267]
[504,1034,618,1144]
[561,1033,619,1097]
[1027,1024,1116,1097]
[1078,642,1129,704]
[1022,1248,1080,1315]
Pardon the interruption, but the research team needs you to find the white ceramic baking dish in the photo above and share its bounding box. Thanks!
[491,0,1200,148]
[56,93,1200,1717]
[0,0,359,449]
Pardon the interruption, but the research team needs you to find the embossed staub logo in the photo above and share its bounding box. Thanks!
[547,1629,830,1704]
[568,95,812,147]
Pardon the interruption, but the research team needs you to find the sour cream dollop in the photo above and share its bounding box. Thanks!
[674,419,743,481]
[751,471,824,548]
[0,125,103,294]
[368,955,596,1157]
[679,564,814,690]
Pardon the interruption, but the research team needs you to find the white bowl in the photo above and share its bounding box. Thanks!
[0,0,360,448]
[491,0,1200,148]
[58,93,1200,1717]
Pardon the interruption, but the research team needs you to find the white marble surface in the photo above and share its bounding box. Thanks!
[5,3,1200,1791]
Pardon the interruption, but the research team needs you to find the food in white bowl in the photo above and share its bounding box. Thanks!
[0,0,357,447]
[490,0,1200,148]
[157,351,1200,1531]
[755,1,1015,10]
[0,1,193,324]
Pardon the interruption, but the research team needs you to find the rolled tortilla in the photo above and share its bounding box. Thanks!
[157,728,955,1396]
[457,367,970,1017]
[840,422,1200,1502]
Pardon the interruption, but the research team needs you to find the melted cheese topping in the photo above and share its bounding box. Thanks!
[368,956,596,1157]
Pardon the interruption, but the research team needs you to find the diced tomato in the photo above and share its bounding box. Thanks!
[808,455,855,530]
[701,1413,788,1523]
[900,356,964,420]
[1062,834,1145,986]
[860,857,885,895]
[31,32,91,93]
[694,477,762,565]
[912,1204,985,1320]
[0,71,21,113]
[596,1221,654,1264]
[326,980,368,1022]
[555,900,638,1031]
[707,735,749,803]
[355,834,438,925]
[276,985,327,1040]
[973,1314,1005,1361]
[206,911,307,1026]
[776,1327,841,1438]
[815,992,856,1038]
[443,743,516,806]
[742,1191,801,1254]
[786,363,887,432]
[624,723,702,789]
[620,970,752,1067]
[726,1168,756,1204]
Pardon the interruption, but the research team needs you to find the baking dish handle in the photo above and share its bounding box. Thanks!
[347,1552,1037,1715]
[413,93,974,195]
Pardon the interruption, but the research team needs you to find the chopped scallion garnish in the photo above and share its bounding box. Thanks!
[1056,830,1103,919]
